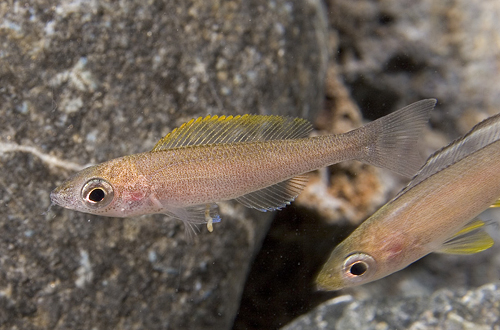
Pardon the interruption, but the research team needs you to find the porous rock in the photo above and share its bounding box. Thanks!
[282,283,500,330]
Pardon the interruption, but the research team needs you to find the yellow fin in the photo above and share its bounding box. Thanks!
[438,219,494,255]
[490,198,500,208]
[151,114,313,151]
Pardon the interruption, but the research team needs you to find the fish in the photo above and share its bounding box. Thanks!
[50,99,435,238]
[316,110,500,290]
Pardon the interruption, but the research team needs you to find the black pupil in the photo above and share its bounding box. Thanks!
[88,188,105,202]
[350,262,367,276]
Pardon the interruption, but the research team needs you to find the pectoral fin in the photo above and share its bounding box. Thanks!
[437,219,494,255]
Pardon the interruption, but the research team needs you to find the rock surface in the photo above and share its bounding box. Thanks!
[0,1,328,329]
[282,283,500,330]
[328,0,500,135]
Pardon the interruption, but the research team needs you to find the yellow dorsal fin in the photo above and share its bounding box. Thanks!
[490,198,500,208]
[438,219,494,255]
[151,114,313,151]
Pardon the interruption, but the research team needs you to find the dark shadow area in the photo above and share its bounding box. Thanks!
[233,206,357,330]
[347,76,399,120]
[384,53,427,73]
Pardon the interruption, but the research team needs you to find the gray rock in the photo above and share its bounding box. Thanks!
[282,283,500,330]
[329,0,500,136]
[0,0,328,329]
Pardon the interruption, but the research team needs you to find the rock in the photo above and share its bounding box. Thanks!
[0,0,328,329]
[281,283,500,330]
[328,0,500,137]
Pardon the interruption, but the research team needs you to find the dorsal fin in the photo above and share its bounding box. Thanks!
[151,114,313,151]
[397,112,500,197]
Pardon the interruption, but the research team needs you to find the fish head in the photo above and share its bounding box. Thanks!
[316,227,418,290]
[50,164,117,214]
[50,157,152,217]
[315,240,379,291]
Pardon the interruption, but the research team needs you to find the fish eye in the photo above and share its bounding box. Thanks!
[81,178,114,209]
[88,188,105,202]
[342,253,376,282]
[349,261,368,276]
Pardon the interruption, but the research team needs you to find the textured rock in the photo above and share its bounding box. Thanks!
[0,1,328,329]
[327,0,500,136]
[282,283,500,330]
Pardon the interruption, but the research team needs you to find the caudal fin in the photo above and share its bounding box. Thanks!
[360,99,436,177]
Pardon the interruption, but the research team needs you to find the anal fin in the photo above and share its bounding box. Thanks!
[438,219,494,255]
[235,175,309,211]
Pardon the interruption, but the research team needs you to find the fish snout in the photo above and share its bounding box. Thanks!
[50,188,64,206]
[50,183,76,208]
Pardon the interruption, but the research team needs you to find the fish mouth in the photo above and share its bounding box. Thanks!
[315,276,339,292]
[50,186,72,208]
[50,189,62,206]
[314,282,330,291]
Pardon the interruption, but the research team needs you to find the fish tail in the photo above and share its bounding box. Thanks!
[359,99,436,177]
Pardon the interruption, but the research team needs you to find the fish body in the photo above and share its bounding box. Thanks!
[51,100,435,236]
[316,111,500,290]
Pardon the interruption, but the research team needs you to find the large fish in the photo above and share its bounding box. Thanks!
[316,110,500,290]
[51,100,435,237]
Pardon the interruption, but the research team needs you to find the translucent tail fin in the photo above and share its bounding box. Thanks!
[360,99,436,177]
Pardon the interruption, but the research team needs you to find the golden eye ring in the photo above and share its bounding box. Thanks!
[81,178,114,209]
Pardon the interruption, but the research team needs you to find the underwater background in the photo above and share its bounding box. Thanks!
[1,0,499,329]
